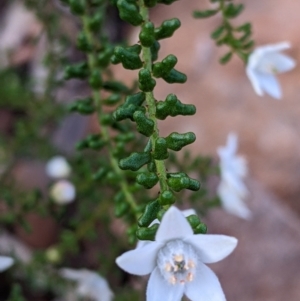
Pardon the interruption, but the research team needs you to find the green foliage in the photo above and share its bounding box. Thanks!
[113,92,145,121]
[193,9,218,18]
[136,223,159,240]
[194,0,254,63]
[156,94,196,120]
[167,172,200,192]
[136,172,159,189]
[68,97,95,115]
[139,22,156,47]
[154,18,181,40]
[138,69,156,92]
[158,190,175,205]
[117,0,143,26]
[133,111,155,136]
[64,62,89,79]
[153,137,169,160]
[153,55,187,83]
[119,152,152,171]
[138,199,160,226]
[165,132,196,151]
[111,44,143,70]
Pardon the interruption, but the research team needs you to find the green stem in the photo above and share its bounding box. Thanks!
[81,12,139,218]
[138,1,169,193]
[219,0,248,62]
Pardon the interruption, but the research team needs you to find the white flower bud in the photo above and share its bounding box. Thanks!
[50,180,76,205]
[46,156,71,179]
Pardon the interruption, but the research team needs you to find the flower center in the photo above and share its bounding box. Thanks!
[157,240,198,285]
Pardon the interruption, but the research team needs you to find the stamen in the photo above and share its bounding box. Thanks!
[188,260,195,268]
[173,254,184,262]
[157,240,198,286]
[164,262,172,272]
[187,272,194,282]
[169,276,176,285]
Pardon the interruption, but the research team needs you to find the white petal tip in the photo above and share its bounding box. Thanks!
[0,256,14,272]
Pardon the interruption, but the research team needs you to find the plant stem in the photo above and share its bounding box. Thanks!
[138,1,169,193]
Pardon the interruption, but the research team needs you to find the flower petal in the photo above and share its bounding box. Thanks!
[184,234,237,264]
[182,208,197,217]
[60,268,86,281]
[116,241,163,275]
[261,53,296,73]
[221,171,248,198]
[146,267,184,301]
[256,41,291,54]
[246,67,264,96]
[185,262,226,301]
[254,72,281,99]
[0,256,14,272]
[217,181,251,219]
[155,206,193,242]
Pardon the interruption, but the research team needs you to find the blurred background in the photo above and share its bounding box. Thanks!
[0,0,300,300]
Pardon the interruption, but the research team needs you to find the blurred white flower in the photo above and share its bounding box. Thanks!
[217,133,251,219]
[46,156,71,179]
[117,206,237,301]
[50,180,75,205]
[60,268,114,301]
[0,256,14,272]
[246,42,296,99]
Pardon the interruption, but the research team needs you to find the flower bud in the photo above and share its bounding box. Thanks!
[45,247,62,264]
[50,180,76,205]
[46,156,71,179]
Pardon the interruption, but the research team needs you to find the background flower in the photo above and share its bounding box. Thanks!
[0,256,14,272]
[60,268,114,301]
[217,133,251,219]
[50,180,76,205]
[45,156,71,179]
[246,42,296,99]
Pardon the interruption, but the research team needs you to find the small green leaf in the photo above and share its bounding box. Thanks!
[219,52,232,64]
[193,9,218,19]
[211,25,225,40]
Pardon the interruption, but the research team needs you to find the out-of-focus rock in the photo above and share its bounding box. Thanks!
[205,179,300,301]
[12,160,60,248]
[0,1,42,66]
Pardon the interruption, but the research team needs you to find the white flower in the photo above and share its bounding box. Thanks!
[0,256,14,272]
[246,42,296,99]
[50,180,76,205]
[116,206,237,301]
[46,156,71,179]
[60,268,114,301]
[217,133,251,219]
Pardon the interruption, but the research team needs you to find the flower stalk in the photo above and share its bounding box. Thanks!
[138,0,169,193]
